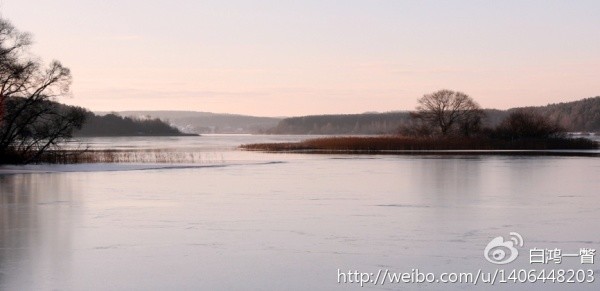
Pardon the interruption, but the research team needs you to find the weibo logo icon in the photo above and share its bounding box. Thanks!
[484,232,524,265]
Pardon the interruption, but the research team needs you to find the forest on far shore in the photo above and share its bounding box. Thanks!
[267,96,600,135]
[75,110,193,137]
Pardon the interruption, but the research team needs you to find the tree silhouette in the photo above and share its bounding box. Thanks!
[413,89,484,136]
[0,17,85,164]
[494,110,563,139]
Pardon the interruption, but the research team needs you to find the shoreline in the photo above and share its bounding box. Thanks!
[240,136,599,156]
[241,148,600,157]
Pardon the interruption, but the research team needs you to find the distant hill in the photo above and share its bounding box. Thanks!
[267,96,600,135]
[267,111,512,135]
[268,112,412,134]
[75,112,193,137]
[514,96,600,132]
[105,96,599,135]
[3,99,193,137]
[111,111,282,134]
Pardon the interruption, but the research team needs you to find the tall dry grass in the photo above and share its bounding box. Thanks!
[241,136,599,153]
[33,149,224,164]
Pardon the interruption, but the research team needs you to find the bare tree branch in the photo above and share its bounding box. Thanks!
[0,17,85,164]
[413,89,484,136]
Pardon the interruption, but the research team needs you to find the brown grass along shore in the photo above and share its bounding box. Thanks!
[240,136,599,156]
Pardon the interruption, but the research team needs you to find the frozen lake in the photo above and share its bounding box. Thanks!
[1,135,599,290]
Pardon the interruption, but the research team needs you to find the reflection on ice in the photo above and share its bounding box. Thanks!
[0,161,286,174]
[1,136,599,290]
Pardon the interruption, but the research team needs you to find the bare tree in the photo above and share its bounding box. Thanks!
[494,109,563,139]
[413,89,484,136]
[0,17,85,164]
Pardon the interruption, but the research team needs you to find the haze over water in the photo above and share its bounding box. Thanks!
[1,136,599,290]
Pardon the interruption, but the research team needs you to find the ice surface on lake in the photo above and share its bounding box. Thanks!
[1,135,599,290]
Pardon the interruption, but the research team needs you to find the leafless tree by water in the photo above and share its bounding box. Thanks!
[0,17,85,164]
[412,89,484,136]
[493,109,564,139]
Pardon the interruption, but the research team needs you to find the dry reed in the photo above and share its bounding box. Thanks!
[241,136,599,154]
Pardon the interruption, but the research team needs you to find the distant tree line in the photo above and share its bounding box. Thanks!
[403,89,568,140]
[75,112,191,137]
[249,90,597,152]
[515,97,600,132]
[268,112,412,134]
[269,96,600,135]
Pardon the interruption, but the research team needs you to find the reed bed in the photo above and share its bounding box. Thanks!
[241,136,599,153]
[36,149,225,164]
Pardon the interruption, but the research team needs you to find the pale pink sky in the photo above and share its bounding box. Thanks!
[2,0,599,116]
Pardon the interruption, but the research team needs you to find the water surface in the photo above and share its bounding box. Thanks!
[1,135,599,290]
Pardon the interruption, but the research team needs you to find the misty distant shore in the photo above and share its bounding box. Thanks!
[110,96,600,135]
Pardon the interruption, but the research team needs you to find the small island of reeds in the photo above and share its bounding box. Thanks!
[242,90,599,156]
[241,135,598,156]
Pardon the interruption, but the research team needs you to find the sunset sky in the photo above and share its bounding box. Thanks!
[3,0,599,116]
